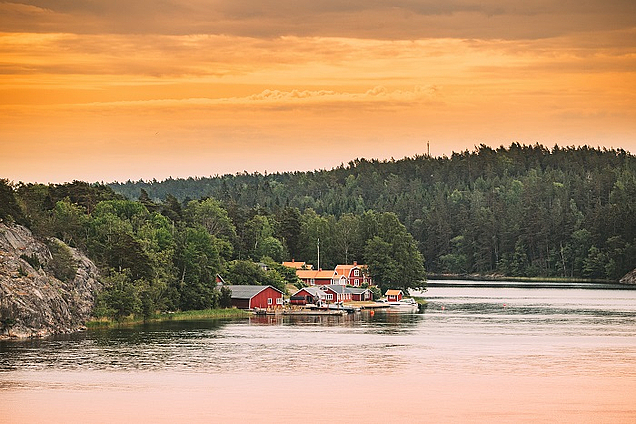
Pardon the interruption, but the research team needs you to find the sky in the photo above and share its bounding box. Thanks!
[1,1,635,183]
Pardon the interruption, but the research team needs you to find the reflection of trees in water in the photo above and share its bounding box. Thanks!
[366,310,423,330]
[249,314,359,327]
[248,310,424,330]
[87,319,227,347]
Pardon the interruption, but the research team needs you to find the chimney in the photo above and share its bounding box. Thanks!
[353,261,357,266]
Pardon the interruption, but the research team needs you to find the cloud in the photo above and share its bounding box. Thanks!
[11,85,440,109]
[242,85,441,107]
[2,1,635,41]
[1,1,635,184]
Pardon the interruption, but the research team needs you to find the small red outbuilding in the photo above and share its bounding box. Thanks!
[227,285,284,310]
[385,289,403,302]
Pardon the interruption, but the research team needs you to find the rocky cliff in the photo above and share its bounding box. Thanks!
[0,223,101,339]
[620,269,636,285]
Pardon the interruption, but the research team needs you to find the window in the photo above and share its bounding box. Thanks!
[268,298,273,305]
[326,294,333,300]
[354,269,360,276]
[276,297,283,305]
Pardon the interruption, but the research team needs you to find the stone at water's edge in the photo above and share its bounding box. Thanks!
[0,223,101,339]
[620,269,636,285]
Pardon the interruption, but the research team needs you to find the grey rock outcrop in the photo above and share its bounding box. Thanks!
[0,223,101,339]
[620,269,636,285]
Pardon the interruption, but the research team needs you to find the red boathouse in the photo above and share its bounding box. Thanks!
[385,289,403,302]
[227,285,284,310]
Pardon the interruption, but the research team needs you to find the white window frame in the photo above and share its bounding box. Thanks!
[276,297,283,305]
[268,298,273,305]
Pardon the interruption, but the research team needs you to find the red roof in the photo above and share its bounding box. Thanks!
[282,260,313,270]
[297,269,335,280]
[334,263,366,278]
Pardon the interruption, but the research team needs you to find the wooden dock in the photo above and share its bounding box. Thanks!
[359,302,390,309]
[282,309,347,316]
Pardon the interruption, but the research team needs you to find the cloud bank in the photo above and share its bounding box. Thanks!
[2,0,635,40]
[0,0,634,182]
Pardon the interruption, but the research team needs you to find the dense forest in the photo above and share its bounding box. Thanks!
[1,143,635,318]
[0,178,423,319]
[111,143,636,281]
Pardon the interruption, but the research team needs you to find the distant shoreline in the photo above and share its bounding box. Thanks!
[427,273,616,284]
[425,275,633,290]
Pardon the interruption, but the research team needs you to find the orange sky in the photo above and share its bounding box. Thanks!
[1,1,635,183]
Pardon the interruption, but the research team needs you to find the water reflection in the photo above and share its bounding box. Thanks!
[2,286,636,423]
[1,311,426,375]
[1,287,635,378]
[247,310,424,328]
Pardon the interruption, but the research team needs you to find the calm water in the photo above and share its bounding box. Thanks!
[2,284,636,423]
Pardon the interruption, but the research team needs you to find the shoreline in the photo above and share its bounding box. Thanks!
[426,273,618,284]
[85,308,251,329]
[425,277,634,290]
[2,308,251,341]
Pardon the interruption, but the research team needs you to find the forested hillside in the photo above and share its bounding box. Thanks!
[110,143,636,281]
[1,143,635,324]
[1,178,424,320]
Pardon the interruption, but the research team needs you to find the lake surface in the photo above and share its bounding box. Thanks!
[2,283,636,423]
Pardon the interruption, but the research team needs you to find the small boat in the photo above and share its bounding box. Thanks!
[325,303,360,313]
[383,298,419,312]
[307,302,359,314]
[283,309,347,316]
[253,308,278,315]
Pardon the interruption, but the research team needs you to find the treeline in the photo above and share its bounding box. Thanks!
[111,143,636,281]
[0,179,424,319]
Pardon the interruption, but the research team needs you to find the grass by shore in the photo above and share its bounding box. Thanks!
[86,308,251,329]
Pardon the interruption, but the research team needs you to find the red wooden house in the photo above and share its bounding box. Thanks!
[320,285,352,303]
[296,269,336,286]
[348,287,373,301]
[227,285,284,310]
[385,289,403,302]
[334,261,372,287]
[290,287,327,305]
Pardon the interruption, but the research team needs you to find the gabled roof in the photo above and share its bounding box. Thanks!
[334,263,367,277]
[320,284,350,294]
[292,286,327,298]
[385,289,403,296]
[282,260,313,270]
[347,287,371,294]
[315,270,336,279]
[334,264,354,277]
[296,269,335,280]
[296,270,317,279]
[227,285,283,299]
